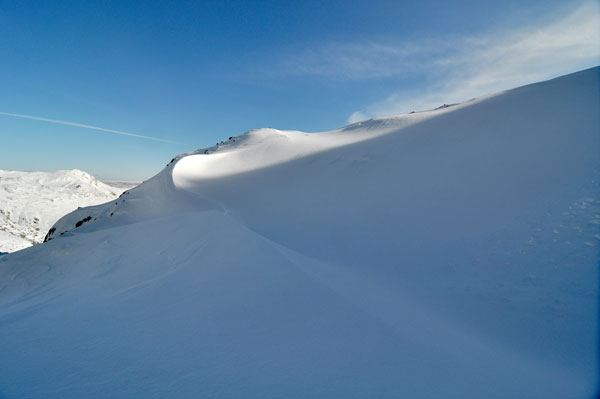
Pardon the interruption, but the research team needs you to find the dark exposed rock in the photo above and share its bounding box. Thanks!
[43,227,56,242]
[75,216,92,228]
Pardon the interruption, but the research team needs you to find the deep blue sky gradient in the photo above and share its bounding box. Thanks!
[0,0,586,179]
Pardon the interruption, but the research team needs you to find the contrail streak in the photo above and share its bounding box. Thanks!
[0,111,185,145]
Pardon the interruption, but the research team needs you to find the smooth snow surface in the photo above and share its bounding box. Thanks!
[0,169,132,252]
[1,68,599,398]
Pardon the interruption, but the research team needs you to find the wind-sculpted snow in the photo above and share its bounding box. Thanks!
[1,67,598,398]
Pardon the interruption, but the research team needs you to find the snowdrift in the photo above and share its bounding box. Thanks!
[1,67,598,398]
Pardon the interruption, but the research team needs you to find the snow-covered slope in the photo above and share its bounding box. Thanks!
[1,67,598,398]
[0,169,134,252]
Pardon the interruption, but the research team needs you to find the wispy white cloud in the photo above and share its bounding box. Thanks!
[284,40,450,80]
[376,1,600,116]
[285,1,600,123]
[0,112,185,145]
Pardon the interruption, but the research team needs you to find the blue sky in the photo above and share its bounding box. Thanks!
[1,0,598,180]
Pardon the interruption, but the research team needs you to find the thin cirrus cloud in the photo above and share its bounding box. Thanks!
[283,40,448,80]
[355,1,600,122]
[0,112,185,145]
[284,1,600,124]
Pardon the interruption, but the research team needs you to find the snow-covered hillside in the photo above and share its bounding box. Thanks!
[0,169,133,252]
[1,67,598,398]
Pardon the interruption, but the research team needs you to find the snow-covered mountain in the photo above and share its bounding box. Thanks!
[0,169,133,252]
[1,67,598,398]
